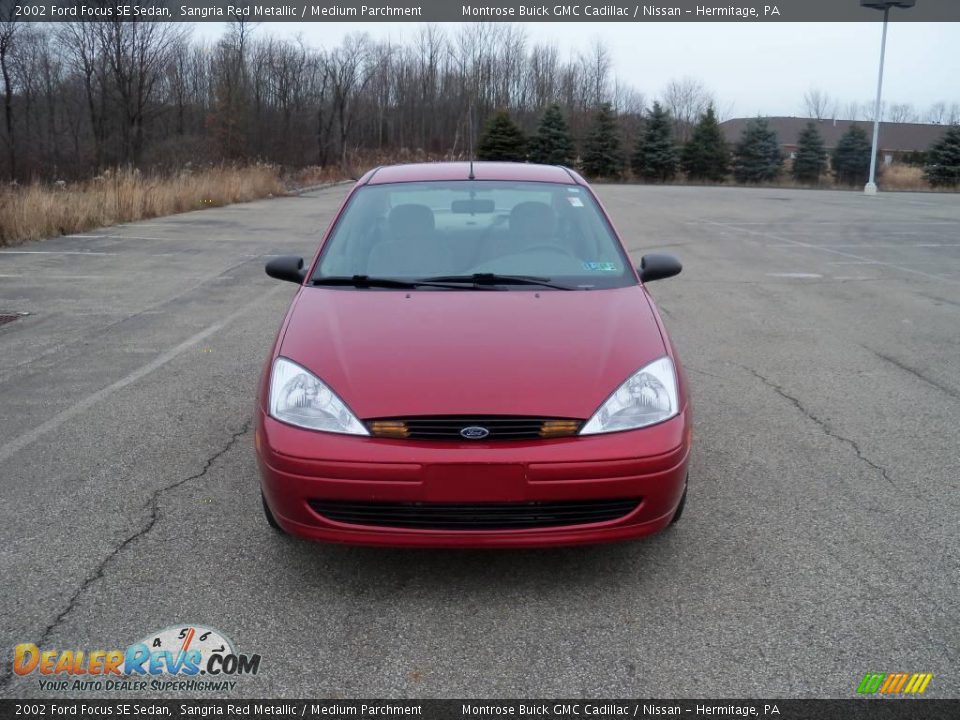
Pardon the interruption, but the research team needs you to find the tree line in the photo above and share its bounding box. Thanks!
[0,16,956,187]
[802,88,960,126]
[0,20,666,181]
[476,102,960,188]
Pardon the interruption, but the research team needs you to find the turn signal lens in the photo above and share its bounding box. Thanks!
[369,420,409,438]
[539,420,581,438]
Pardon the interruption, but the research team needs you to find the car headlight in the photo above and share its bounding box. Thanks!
[269,357,369,435]
[580,356,679,435]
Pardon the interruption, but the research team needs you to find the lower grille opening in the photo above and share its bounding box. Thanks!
[308,498,641,531]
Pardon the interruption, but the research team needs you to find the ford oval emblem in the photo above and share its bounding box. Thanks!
[460,426,490,440]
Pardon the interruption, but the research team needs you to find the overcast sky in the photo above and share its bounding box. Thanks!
[193,22,960,119]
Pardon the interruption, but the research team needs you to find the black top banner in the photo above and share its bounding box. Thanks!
[4,0,960,23]
[1,700,959,720]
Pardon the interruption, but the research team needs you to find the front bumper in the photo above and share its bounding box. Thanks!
[255,408,691,548]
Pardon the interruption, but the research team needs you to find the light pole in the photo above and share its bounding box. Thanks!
[861,0,916,195]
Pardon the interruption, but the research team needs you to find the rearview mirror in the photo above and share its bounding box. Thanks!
[265,255,306,284]
[452,199,495,214]
[637,254,682,283]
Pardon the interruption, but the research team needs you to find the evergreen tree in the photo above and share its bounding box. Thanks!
[681,106,730,182]
[581,103,624,178]
[529,104,576,166]
[832,124,873,186]
[733,117,782,183]
[792,122,829,183]
[924,125,960,188]
[476,110,526,162]
[631,102,678,182]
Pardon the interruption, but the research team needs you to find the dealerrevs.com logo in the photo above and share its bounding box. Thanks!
[856,672,933,695]
[13,624,261,692]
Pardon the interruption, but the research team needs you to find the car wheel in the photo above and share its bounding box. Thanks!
[261,493,285,533]
[669,485,687,525]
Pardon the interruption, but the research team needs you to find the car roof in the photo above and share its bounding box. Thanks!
[360,162,586,186]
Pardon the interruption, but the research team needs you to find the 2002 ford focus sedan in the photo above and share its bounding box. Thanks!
[255,162,691,547]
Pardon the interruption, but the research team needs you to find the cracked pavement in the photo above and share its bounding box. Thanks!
[1,184,958,698]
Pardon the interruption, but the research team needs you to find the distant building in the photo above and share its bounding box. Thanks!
[719,117,950,164]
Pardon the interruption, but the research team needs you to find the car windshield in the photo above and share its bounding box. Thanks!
[312,180,636,289]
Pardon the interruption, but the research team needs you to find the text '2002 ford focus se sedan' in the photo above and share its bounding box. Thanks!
[256,162,691,548]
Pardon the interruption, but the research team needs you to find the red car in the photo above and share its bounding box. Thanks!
[256,162,690,547]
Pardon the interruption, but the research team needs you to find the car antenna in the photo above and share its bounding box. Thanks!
[467,102,476,180]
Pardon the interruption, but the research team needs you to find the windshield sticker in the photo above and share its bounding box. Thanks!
[583,262,618,272]
[567,197,584,207]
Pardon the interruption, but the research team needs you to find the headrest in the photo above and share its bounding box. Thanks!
[389,204,435,238]
[509,201,555,236]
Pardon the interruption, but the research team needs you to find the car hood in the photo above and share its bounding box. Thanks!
[278,286,667,420]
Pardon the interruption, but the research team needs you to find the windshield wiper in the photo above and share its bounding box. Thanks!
[418,273,575,290]
[311,275,497,290]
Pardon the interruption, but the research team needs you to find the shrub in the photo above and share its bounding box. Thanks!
[631,102,679,182]
[582,103,625,179]
[792,122,829,183]
[681,107,729,182]
[924,126,960,188]
[476,110,527,162]
[529,105,576,166]
[733,117,783,183]
[832,124,872,186]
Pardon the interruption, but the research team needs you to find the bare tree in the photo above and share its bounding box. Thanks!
[841,101,865,121]
[863,99,888,123]
[926,101,947,124]
[58,22,112,168]
[413,24,445,149]
[527,42,558,112]
[97,19,187,165]
[887,102,917,123]
[326,34,374,168]
[0,8,17,179]
[662,77,713,142]
[581,37,611,108]
[803,87,836,120]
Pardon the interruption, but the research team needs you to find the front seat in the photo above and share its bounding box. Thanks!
[508,201,557,252]
[367,204,453,277]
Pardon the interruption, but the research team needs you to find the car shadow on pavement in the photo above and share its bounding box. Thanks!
[262,529,682,599]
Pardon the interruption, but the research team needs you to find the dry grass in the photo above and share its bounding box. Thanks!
[877,164,929,191]
[285,165,352,188]
[0,165,293,247]
[624,163,941,192]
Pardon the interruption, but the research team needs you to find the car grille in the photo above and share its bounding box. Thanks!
[308,498,641,530]
[365,415,583,440]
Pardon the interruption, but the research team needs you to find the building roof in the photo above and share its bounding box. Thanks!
[719,117,950,152]
[362,162,582,185]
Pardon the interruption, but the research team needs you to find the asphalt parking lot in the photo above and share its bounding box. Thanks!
[1,183,957,698]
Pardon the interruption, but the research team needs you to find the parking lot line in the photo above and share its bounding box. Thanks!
[0,250,119,256]
[699,219,960,285]
[0,284,283,465]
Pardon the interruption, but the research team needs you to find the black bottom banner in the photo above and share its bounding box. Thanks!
[1,700,957,720]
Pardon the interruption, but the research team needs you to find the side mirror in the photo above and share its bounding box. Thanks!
[265,255,305,284]
[637,254,682,283]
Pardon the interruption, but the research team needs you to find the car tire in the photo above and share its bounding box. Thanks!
[261,493,285,533]
[669,485,687,525]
